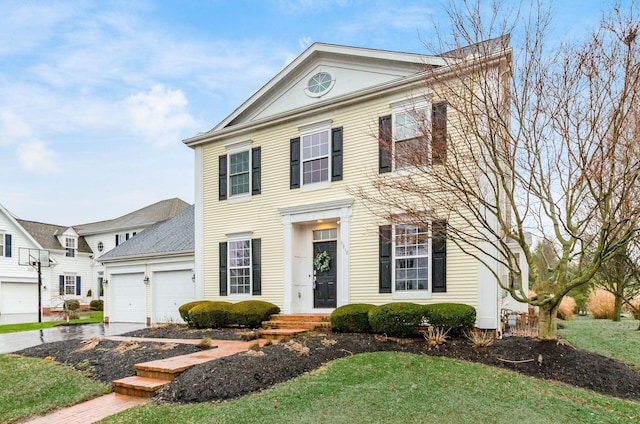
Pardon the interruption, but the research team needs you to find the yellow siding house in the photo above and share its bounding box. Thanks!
[184,43,527,330]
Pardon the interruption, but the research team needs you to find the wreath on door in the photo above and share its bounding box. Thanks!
[314,251,332,273]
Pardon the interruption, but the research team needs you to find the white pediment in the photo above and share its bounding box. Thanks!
[215,43,445,130]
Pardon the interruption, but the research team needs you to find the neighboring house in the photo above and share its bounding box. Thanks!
[184,42,528,330]
[100,205,195,325]
[0,198,189,321]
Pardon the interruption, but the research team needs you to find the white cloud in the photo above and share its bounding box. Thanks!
[299,36,313,50]
[16,139,60,174]
[0,110,33,145]
[124,85,197,146]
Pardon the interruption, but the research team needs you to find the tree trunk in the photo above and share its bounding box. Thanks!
[537,302,561,339]
[612,294,623,322]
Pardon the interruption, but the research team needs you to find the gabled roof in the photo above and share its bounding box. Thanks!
[184,43,445,146]
[74,198,190,235]
[16,220,93,253]
[100,205,194,261]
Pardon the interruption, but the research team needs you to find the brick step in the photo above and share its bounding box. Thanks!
[262,320,331,330]
[268,313,331,322]
[259,328,309,342]
[113,376,168,398]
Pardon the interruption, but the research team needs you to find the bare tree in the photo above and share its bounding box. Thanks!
[359,1,640,339]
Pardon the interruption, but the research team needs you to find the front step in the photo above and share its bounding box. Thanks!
[113,376,167,398]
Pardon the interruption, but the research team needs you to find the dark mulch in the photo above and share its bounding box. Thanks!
[14,325,640,404]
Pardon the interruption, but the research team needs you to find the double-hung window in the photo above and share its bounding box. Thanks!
[65,275,76,295]
[394,224,429,292]
[302,128,330,185]
[228,239,251,295]
[219,141,261,201]
[0,232,4,257]
[65,238,76,257]
[393,106,428,169]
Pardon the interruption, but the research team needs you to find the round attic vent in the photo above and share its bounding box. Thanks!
[306,72,334,97]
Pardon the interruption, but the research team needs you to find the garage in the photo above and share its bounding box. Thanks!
[0,281,38,315]
[109,272,146,323]
[152,269,195,323]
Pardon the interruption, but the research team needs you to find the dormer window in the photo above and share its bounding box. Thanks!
[65,237,76,257]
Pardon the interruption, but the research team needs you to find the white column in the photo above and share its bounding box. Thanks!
[282,219,293,314]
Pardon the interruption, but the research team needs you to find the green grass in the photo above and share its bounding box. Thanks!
[100,352,640,424]
[559,315,640,367]
[0,311,103,334]
[0,354,110,423]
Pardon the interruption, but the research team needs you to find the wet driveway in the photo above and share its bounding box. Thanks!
[0,323,147,354]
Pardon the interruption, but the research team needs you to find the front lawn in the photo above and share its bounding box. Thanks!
[559,315,640,367]
[0,354,110,423]
[101,352,640,424]
[0,311,103,334]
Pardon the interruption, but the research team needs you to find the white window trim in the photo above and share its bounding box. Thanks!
[64,274,76,296]
[65,237,76,257]
[225,140,252,203]
[227,232,252,301]
[391,222,432,300]
[390,97,432,174]
[0,231,4,257]
[304,71,336,98]
[298,120,332,191]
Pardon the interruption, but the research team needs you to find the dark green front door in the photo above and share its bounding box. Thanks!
[313,241,337,308]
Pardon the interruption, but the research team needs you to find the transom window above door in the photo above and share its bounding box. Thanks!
[302,129,330,185]
[313,228,337,241]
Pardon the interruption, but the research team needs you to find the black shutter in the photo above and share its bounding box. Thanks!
[115,235,119,246]
[59,275,64,295]
[219,242,228,296]
[125,233,130,241]
[76,276,81,296]
[290,137,300,189]
[331,127,343,181]
[4,234,11,257]
[252,147,261,195]
[432,103,447,164]
[379,225,392,293]
[432,221,447,292]
[379,115,392,173]
[252,238,261,295]
[219,155,228,200]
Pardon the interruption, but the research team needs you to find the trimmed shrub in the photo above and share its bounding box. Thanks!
[331,304,375,333]
[63,299,80,311]
[588,289,615,319]
[189,301,233,328]
[557,296,576,320]
[423,303,476,337]
[89,299,103,311]
[628,298,640,319]
[230,300,280,327]
[368,303,427,338]
[86,289,93,297]
[179,300,208,326]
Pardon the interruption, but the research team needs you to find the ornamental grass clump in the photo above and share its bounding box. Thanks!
[557,296,576,320]
[587,289,615,319]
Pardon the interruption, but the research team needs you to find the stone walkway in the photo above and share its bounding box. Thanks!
[22,337,266,424]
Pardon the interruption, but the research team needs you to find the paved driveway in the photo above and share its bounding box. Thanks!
[0,323,146,354]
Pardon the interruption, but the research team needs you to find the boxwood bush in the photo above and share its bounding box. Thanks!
[423,303,476,336]
[188,301,233,328]
[89,299,103,311]
[331,304,375,333]
[368,302,427,338]
[63,299,80,311]
[178,300,208,325]
[230,300,280,327]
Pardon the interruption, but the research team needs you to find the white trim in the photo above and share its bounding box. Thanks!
[194,145,204,299]
[391,223,432,301]
[279,198,354,216]
[298,119,332,133]
[225,231,253,239]
[224,139,252,152]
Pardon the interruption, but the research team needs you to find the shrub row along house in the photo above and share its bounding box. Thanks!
[0,199,189,322]
[179,41,528,331]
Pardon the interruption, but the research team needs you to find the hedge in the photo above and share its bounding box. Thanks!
[423,303,476,336]
[230,300,280,328]
[63,299,80,311]
[331,304,375,333]
[368,302,427,338]
[89,299,104,311]
[178,300,209,325]
[188,301,233,328]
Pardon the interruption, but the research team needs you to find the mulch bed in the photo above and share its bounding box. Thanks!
[14,325,640,404]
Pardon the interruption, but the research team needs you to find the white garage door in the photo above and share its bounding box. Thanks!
[153,270,195,323]
[0,282,38,314]
[110,273,146,323]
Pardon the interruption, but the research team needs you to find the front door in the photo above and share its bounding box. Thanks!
[313,240,337,308]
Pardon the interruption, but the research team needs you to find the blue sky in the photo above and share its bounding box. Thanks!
[0,0,618,225]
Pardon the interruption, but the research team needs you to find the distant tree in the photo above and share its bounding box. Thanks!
[358,0,640,339]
